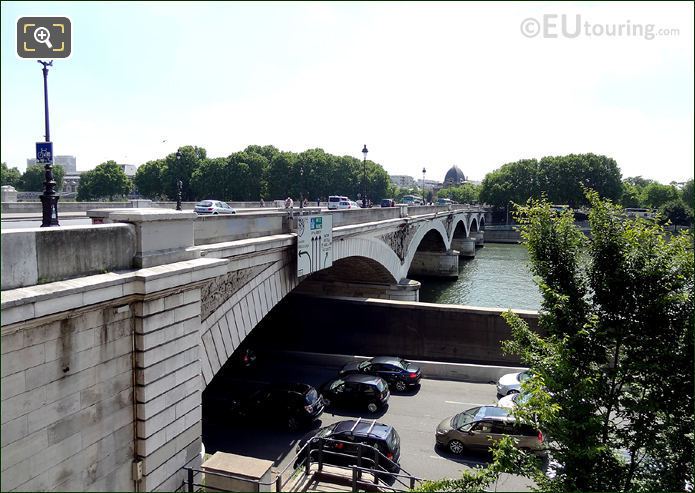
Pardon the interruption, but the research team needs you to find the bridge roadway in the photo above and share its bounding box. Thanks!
[0,204,495,492]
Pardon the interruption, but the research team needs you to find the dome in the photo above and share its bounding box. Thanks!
[444,165,466,185]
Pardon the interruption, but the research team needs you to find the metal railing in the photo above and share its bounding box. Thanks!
[182,436,423,492]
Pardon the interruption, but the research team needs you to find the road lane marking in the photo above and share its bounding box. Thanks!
[444,401,490,406]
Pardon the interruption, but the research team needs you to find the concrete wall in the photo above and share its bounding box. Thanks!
[483,226,521,244]
[0,305,135,491]
[256,295,540,366]
[193,212,286,246]
[1,224,136,290]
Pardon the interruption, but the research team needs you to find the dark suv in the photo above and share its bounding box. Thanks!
[297,418,401,473]
[381,198,396,207]
[339,356,422,392]
[320,374,390,413]
[227,382,324,431]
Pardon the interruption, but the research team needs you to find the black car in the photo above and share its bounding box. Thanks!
[339,357,422,392]
[296,418,401,473]
[320,374,390,413]
[227,382,324,431]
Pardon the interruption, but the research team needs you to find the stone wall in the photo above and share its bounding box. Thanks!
[1,224,136,290]
[256,295,540,366]
[1,304,135,491]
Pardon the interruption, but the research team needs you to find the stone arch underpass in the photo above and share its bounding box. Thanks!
[0,206,487,492]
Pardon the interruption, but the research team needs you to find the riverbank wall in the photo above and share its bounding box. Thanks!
[255,294,541,366]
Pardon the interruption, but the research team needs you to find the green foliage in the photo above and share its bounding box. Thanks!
[494,191,694,492]
[659,199,693,226]
[682,179,694,208]
[76,161,131,201]
[479,154,622,208]
[138,145,391,203]
[1,162,21,188]
[641,182,679,208]
[134,160,165,199]
[18,164,64,191]
[437,183,480,204]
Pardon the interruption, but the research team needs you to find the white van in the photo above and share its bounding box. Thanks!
[328,195,349,210]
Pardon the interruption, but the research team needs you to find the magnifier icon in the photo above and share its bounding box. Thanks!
[33,27,53,49]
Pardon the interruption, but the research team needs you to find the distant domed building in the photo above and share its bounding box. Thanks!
[443,165,467,186]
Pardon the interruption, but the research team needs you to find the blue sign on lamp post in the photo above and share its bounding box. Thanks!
[36,141,53,163]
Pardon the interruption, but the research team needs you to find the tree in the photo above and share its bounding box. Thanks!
[641,182,679,209]
[681,179,693,209]
[438,183,480,204]
[134,159,166,199]
[492,191,693,491]
[18,165,64,191]
[659,199,693,226]
[1,162,21,188]
[76,161,131,201]
[479,154,623,208]
[162,145,207,201]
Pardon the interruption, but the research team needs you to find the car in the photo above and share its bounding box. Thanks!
[296,418,401,473]
[339,356,421,392]
[497,389,532,409]
[328,195,349,210]
[320,374,390,413]
[496,369,532,396]
[225,382,324,431]
[337,200,358,209]
[380,199,396,207]
[194,200,236,215]
[436,198,453,206]
[435,405,545,455]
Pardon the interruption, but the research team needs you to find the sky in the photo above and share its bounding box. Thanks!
[1,1,693,184]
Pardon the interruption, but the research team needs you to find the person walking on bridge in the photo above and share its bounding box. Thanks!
[284,197,294,209]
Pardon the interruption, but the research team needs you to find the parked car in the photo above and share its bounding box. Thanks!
[296,418,401,473]
[497,389,532,409]
[339,356,421,392]
[328,195,349,210]
[194,200,236,215]
[380,199,396,207]
[435,405,545,455]
[226,382,324,431]
[496,369,532,396]
[320,374,390,413]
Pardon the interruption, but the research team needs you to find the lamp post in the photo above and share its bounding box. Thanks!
[38,60,59,227]
[362,145,368,208]
[299,166,304,209]
[175,151,182,211]
[422,167,427,205]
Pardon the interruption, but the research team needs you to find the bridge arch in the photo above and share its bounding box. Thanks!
[451,217,470,241]
[402,220,450,277]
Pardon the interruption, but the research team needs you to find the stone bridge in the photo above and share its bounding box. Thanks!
[0,205,486,491]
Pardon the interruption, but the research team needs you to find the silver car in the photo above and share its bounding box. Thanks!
[435,405,545,455]
[496,369,532,396]
[194,200,236,215]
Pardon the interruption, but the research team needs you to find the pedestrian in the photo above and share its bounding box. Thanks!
[303,198,308,208]
[260,198,265,208]
[284,197,293,209]
[316,197,320,207]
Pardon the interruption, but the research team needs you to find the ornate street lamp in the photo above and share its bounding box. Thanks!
[362,145,368,208]
[299,166,304,209]
[175,151,182,211]
[38,60,59,227]
[422,167,427,205]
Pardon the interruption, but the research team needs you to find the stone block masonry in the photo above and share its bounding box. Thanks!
[0,306,135,492]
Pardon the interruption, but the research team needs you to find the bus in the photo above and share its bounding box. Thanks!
[400,195,423,206]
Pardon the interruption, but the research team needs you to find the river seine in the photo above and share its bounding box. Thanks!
[416,243,543,311]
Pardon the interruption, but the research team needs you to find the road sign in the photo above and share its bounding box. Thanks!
[35,141,53,163]
[297,215,333,277]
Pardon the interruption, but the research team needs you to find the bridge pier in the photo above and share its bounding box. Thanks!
[408,250,459,279]
[294,278,421,302]
[451,237,476,258]
[472,231,485,247]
